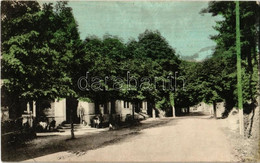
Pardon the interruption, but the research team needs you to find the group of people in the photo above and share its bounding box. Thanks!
[37,118,56,131]
[92,114,103,128]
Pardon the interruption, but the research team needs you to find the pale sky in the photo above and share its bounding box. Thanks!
[68,1,223,61]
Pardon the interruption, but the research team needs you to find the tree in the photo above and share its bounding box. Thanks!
[51,1,82,139]
[81,36,126,115]
[1,1,42,118]
[136,30,180,117]
[1,1,81,138]
[176,61,204,115]
[201,1,258,117]
[1,1,77,101]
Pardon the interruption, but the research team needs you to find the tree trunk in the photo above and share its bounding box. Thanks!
[172,106,176,118]
[169,92,175,117]
[104,101,108,114]
[147,102,153,117]
[213,101,217,118]
[152,109,156,118]
[152,102,156,119]
[70,107,75,139]
[110,100,116,114]
[132,102,135,120]
[109,100,116,126]
[94,99,100,114]
[67,97,77,139]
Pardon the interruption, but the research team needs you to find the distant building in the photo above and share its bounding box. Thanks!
[77,100,149,126]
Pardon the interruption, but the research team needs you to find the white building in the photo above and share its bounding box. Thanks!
[34,99,149,127]
[77,100,149,126]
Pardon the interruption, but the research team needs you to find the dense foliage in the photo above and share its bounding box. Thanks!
[1,1,80,101]
[200,1,259,116]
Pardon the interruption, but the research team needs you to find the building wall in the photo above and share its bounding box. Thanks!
[115,100,148,121]
[190,102,213,114]
[141,101,148,113]
[53,99,66,125]
[36,99,66,126]
[50,99,149,126]
[2,97,149,129]
[190,102,225,118]
[118,100,133,121]
[77,101,95,125]
[216,102,225,118]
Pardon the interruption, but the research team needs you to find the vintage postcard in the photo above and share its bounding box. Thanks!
[1,0,259,162]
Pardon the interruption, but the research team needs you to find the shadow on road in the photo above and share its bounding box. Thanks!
[1,118,176,161]
[67,118,176,155]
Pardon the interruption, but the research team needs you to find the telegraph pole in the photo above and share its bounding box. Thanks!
[236,1,244,136]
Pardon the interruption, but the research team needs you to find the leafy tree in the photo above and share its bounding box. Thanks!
[123,40,158,117]
[1,1,81,138]
[135,30,180,117]
[1,1,42,118]
[201,1,259,116]
[175,61,203,115]
[1,1,79,100]
[80,36,125,115]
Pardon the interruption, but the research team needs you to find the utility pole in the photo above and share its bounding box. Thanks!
[236,1,244,136]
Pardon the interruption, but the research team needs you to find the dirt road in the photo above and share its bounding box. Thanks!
[25,114,236,162]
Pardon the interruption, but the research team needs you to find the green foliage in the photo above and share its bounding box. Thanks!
[75,30,180,111]
[1,1,80,101]
[198,1,259,113]
[0,1,181,116]
[174,60,208,110]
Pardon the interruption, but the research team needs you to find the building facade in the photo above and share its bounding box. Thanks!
[32,99,149,127]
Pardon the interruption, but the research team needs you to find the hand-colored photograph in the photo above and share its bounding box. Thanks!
[1,0,259,162]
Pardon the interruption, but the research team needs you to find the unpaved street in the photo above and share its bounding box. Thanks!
[25,115,236,162]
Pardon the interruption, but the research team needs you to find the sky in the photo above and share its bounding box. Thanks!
[68,1,223,61]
